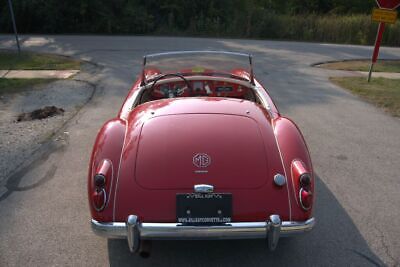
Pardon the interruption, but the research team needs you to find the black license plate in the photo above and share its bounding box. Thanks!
[176,193,232,225]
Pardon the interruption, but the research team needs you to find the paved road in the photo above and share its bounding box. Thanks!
[1,35,400,266]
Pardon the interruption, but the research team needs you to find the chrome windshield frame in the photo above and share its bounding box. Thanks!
[140,51,254,86]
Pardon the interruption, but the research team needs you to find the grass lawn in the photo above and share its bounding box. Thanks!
[0,51,80,70]
[320,60,400,73]
[0,78,56,95]
[330,77,400,117]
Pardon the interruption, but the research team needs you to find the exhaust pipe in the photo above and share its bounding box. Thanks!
[139,240,152,258]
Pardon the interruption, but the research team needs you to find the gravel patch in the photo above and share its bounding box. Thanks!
[0,79,94,181]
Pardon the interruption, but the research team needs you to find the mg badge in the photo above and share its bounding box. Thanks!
[193,153,211,168]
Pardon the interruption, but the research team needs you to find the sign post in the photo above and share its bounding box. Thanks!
[368,22,386,82]
[368,0,400,82]
[7,0,20,54]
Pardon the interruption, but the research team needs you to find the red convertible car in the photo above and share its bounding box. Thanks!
[89,51,315,255]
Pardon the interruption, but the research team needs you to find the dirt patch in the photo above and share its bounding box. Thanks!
[17,106,65,122]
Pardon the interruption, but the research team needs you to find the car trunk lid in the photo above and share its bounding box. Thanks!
[135,113,269,190]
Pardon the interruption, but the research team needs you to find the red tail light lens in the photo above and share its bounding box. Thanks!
[292,160,314,211]
[92,160,112,212]
[92,189,106,211]
[299,188,313,210]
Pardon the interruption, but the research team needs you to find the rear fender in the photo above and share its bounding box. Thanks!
[273,117,314,221]
[88,118,126,221]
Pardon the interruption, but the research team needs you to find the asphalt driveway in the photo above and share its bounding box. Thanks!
[0,35,399,266]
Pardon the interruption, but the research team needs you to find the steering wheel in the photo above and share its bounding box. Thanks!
[149,73,193,98]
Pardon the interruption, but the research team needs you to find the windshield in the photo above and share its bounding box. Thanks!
[143,51,253,83]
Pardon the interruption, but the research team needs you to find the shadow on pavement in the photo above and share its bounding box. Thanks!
[107,176,383,266]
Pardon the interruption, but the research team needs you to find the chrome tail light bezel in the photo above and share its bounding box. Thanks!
[299,188,312,211]
[93,188,107,212]
[291,160,314,211]
[92,159,113,212]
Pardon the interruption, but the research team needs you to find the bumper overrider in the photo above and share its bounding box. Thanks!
[91,215,315,252]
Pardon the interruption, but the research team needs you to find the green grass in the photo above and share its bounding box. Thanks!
[0,78,56,95]
[330,77,400,117]
[320,60,400,73]
[0,51,80,70]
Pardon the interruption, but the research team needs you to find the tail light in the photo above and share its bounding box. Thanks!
[93,188,106,211]
[299,188,313,210]
[298,173,313,210]
[94,174,106,187]
[292,160,313,211]
[92,160,112,211]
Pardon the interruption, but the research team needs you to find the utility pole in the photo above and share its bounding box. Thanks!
[7,0,21,53]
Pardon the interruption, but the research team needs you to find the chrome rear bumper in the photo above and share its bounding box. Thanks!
[91,215,315,252]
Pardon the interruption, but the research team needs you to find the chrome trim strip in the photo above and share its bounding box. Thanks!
[145,51,250,59]
[254,80,274,114]
[91,217,315,240]
[143,51,253,85]
[103,159,114,210]
[271,122,293,221]
[127,88,145,113]
[112,120,129,221]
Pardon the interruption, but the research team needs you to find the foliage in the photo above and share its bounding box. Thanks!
[0,51,81,70]
[0,78,55,95]
[0,0,398,46]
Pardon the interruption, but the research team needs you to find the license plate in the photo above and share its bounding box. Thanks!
[176,193,232,225]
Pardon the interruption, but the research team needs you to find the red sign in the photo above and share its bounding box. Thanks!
[368,0,400,82]
[376,0,400,9]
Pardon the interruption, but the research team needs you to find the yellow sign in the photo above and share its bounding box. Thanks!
[192,66,205,73]
[372,8,398,24]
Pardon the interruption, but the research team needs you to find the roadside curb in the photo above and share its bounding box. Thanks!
[0,70,79,79]
[310,58,400,67]
[311,59,400,79]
